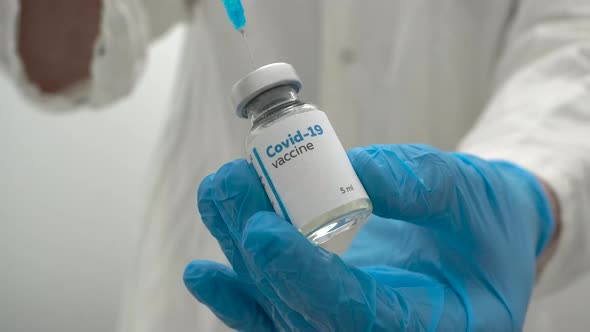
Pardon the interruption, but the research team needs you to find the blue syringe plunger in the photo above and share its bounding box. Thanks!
[222,0,246,30]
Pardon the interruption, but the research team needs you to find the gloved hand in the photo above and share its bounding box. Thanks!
[184,144,554,331]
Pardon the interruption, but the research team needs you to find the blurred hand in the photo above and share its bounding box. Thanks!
[184,144,554,331]
[18,0,102,93]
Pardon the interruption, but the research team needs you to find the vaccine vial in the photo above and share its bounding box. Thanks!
[231,63,372,244]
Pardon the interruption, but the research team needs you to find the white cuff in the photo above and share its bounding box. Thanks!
[89,0,150,108]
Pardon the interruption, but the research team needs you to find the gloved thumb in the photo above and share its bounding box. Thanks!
[348,144,457,224]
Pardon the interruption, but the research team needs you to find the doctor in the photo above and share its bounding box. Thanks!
[2,0,590,331]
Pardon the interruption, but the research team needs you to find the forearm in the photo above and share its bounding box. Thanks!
[17,0,102,93]
[458,0,590,295]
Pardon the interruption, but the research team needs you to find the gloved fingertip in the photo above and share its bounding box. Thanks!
[197,173,216,206]
[183,260,215,299]
[183,260,220,281]
[213,159,258,201]
[183,260,241,302]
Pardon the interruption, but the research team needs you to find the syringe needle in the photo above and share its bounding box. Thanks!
[240,29,256,69]
[221,0,255,69]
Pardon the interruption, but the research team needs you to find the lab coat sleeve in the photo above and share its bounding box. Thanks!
[458,0,590,297]
[0,0,191,110]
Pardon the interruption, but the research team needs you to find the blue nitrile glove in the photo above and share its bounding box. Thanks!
[184,144,554,331]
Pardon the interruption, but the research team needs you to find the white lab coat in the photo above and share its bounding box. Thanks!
[2,1,590,331]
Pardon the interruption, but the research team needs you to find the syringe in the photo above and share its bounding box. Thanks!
[222,0,256,69]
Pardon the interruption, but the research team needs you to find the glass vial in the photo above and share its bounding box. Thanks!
[231,63,372,245]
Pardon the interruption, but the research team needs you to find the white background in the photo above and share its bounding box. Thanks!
[0,26,184,332]
[1,23,590,332]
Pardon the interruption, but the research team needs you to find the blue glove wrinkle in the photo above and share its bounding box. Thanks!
[366,265,448,331]
[452,154,506,223]
[212,159,273,239]
[198,172,250,276]
[241,212,389,331]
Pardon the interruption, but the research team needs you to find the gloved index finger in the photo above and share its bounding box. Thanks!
[212,159,274,239]
[198,170,298,330]
[200,162,316,330]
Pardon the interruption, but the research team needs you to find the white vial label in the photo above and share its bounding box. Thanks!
[248,110,369,230]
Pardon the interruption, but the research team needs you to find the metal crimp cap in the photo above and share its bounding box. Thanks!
[231,62,302,118]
